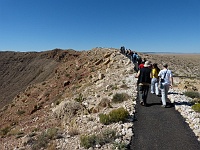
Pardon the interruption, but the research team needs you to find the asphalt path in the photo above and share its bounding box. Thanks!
[130,89,200,150]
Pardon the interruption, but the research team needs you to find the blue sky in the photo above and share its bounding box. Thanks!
[0,0,199,53]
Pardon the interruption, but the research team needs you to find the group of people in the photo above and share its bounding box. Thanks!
[134,58,173,108]
[119,46,173,107]
[120,46,142,70]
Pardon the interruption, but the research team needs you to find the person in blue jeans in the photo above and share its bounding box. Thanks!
[135,61,152,106]
[158,63,173,107]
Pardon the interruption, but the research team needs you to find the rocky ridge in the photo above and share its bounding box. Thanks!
[0,48,137,150]
[0,48,200,149]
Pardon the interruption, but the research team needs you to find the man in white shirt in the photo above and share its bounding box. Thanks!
[158,63,173,107]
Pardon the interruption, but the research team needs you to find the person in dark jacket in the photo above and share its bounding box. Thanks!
[135,61,152,106]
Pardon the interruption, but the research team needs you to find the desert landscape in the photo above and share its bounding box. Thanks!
[0,48,200,150]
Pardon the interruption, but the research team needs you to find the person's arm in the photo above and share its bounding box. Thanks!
[135,70,140,78]
[150,71,152,79]
[170,77,173,87]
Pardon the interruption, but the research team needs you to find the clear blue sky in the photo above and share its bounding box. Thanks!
[0,0,199,53]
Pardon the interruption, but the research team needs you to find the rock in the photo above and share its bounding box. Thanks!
[95,59,103,65]
[22,136,33,146]
[104,52,112,58]
[63,81,70,87]
[98,73,105,80]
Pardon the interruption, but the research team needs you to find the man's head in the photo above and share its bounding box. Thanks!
[163,63,168,68]
[144,61,150,67]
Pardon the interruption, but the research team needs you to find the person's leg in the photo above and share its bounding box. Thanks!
[151,78,156,94]
[165,84,170,100]
[138,85,144,104]
[161,85,167,106]
[155,79,159,95]
[143,85,149,105]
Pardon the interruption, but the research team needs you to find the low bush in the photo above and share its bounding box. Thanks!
[184,91,200,99]
[99,114,110,125]
[0,126,11,136]
[109,107,129,123]
[112,93,130,103]
[99,107,129,125]
[74,93,85,103]
[80,129,117,149]
[192,103,200,113]
[32,128,58,150]
[112,142,128,150]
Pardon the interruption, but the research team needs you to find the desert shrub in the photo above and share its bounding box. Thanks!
[32,128,58,150]
[99,107,129,125]
[80,134,97,149]
[112,93,130,103]
[100,129,116,143]
[109,107,129,123]
[32,132,48,150]
[192,103,200,113]
[80,129,117,149]
[184,91,200,99]
[46,128,58,140]
[99,114,110,125]
[112,142,128,150]
[74,93,85,103]
[68,127,79,136]
[68,121,79,136]
[0,126,11,136]
[16,110,25,116]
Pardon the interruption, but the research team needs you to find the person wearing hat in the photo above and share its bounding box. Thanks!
[135,61,152,106]
[158,63,173,108]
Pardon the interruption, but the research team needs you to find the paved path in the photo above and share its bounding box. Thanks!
[130,90,200,150]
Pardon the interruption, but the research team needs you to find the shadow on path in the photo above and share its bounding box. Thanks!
[130,90,200,150]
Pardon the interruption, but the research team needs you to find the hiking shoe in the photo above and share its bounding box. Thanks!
[140,101,144,106]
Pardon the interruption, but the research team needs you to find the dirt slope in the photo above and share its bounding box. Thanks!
[0,49,79,109]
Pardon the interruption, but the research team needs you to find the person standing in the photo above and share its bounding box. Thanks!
[151,63,160,95]
[158,63,173,107]
[135,61,152,106]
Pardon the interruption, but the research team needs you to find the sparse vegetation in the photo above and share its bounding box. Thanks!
[192,103,200,113]
[112,93,130,103]
[0,126,11,136]
[74,93,85,103]
[68,127,79,136]
[16,110,25,116]
[80,129,117,149]
[32,128,58,150]
[184,91,200,99]
[112,142,128,150]
[99,107,129,125]
[68,120,79,136]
